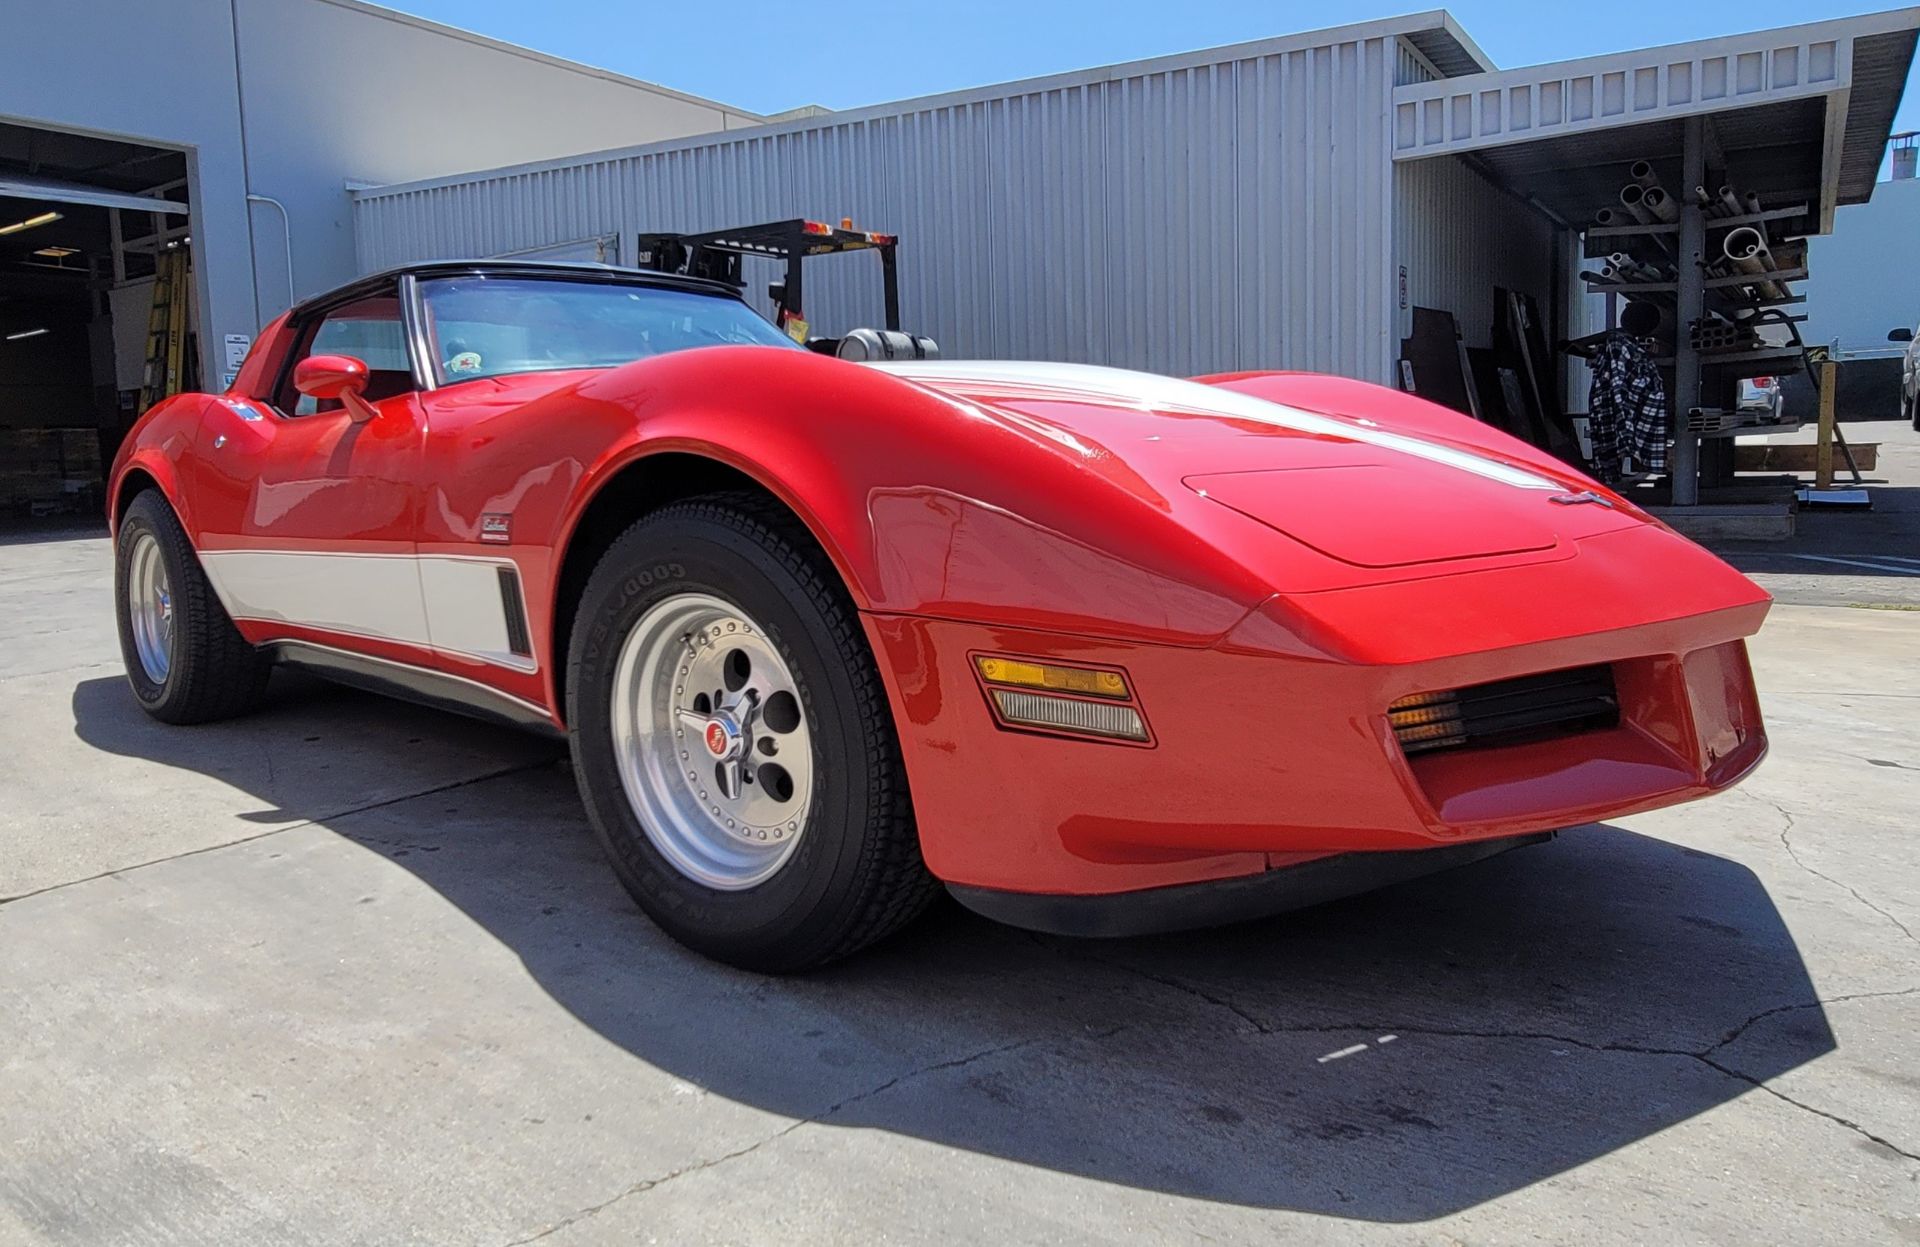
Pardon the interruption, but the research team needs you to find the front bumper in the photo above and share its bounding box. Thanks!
[863,527,1769,899]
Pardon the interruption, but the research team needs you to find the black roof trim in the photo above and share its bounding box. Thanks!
[289,259,743,317]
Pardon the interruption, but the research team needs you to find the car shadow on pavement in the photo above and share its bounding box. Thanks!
[70,673,1834,1222]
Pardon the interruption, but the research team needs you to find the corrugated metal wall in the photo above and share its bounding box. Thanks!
[354,34,1404,382]
[1392,152,1555,351]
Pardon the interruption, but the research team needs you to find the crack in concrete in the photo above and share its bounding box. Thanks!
[1751,791,1919,947]
[499,1032,1081,1245]
[0,759,556,908]
[1696,1053,1920,1162]
[1701,987,1920,1056]
[1036,936,1920,1164]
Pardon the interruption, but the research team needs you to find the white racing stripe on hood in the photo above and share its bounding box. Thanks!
[871,360,1560,491]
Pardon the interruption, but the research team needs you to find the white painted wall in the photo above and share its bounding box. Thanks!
[1802,175,1920,357]
[230,0,761,316]
[1393,153,1556,353]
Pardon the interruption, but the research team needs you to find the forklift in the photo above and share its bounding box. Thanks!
[636,218,936,361]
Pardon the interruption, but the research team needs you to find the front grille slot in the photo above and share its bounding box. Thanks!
[1390,664,1619,757]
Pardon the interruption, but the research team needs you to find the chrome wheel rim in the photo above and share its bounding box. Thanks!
[610,592,815,890]
[127,530,174,685]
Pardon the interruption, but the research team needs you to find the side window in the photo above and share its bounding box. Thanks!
[272,292,413,416]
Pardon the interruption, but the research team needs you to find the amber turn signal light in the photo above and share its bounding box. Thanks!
[974,656,1130,699]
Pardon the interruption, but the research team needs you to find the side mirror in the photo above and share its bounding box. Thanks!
[1889,327,1915,343]
[293,353,377,422]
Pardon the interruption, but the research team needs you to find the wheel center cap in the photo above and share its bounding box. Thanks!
[703,716,739,758]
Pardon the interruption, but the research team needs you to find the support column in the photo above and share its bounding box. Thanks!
[1671,115,1706,505]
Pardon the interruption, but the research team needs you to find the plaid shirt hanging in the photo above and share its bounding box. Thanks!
[1586,330,1668,484]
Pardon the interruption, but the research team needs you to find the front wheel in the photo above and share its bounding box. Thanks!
[566,496,938,972]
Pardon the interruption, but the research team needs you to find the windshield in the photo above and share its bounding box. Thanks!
[419,274,798,384]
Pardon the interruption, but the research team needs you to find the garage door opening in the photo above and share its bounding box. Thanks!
[0,121,192,526]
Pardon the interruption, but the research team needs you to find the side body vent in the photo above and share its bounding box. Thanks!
[497,566,532,658]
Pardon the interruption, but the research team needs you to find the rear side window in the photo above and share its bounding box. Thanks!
[272,292,413,416]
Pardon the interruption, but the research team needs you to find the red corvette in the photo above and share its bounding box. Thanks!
[108,260,1770,970]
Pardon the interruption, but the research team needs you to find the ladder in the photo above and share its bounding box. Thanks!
[138,248,190,412]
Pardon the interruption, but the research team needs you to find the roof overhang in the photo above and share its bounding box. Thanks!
[1397,9,1495,79]
[1390,8,1920,232]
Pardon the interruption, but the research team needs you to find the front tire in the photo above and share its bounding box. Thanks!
[114,489,271,724]
[566,495,937,972]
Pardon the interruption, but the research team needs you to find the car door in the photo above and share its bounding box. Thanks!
[192,284,432,662]
[402,276,603,713]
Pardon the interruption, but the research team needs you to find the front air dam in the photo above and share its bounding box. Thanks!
[944,832,1554,938]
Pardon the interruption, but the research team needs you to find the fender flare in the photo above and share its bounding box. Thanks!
[551,432,877,612]
[109,447,195,539]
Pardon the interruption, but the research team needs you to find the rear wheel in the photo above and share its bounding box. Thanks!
[114,489,271,723]
[566,495,937,972]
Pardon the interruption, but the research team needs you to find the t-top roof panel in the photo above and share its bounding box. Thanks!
[1391,8,1920,228]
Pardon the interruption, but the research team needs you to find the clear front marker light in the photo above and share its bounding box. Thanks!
[990,689,1149,742]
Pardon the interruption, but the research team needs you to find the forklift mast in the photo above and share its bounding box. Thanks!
[635,218,901,341]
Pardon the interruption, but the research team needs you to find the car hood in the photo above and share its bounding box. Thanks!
[869,360,1640,573]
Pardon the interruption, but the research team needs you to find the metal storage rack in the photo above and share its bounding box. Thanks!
[1578,117,1814,503]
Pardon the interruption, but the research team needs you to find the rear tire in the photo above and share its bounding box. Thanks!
[114,490,271,724]
[566,495,937,972]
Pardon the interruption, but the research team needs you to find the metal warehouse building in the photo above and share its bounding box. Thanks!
[352,7,1919,512]
[353,12,1511,382]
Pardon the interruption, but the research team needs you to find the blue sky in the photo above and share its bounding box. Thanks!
[385,1,1916,170]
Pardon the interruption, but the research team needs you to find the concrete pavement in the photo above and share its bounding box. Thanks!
[1,496,1916,1243]
[1710,418,1920,608]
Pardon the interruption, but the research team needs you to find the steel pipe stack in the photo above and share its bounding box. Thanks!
[1689,315,1761,352]
[1618,182,1652,224]
[1602,253,1669,284]
[1723,226,1788,301]
[1588,162,1806,310]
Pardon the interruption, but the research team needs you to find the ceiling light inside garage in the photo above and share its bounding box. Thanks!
[32,246,78,258]
[5,328,50,341]
[0,211,62,236]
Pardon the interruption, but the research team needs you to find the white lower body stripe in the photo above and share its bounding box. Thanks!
[200,549,537,671]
